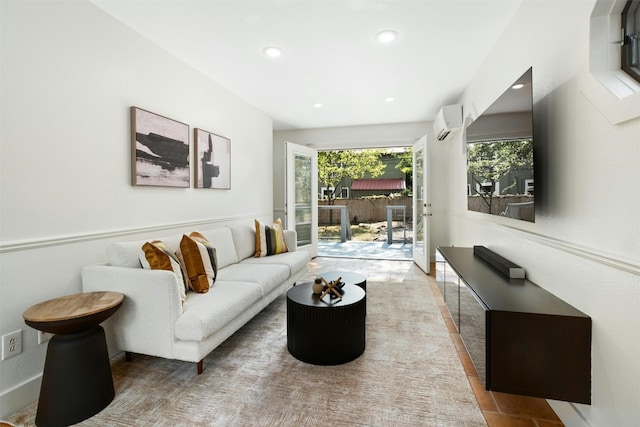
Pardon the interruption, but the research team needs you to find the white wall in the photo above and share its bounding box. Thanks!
[430,1,640,426]
[0,0,273,417]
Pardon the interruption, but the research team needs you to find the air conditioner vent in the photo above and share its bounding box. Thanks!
[433,104,463,141]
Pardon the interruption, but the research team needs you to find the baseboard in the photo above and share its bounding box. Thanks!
[0,374,41,419]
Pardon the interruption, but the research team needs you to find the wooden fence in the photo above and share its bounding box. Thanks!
[467,195,534,221]
[318,197,413,224]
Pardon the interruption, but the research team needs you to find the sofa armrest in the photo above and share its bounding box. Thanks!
[81,264,183,359]
[283,230,297,252]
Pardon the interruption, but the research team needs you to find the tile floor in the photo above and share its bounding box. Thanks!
[305,256,564,427]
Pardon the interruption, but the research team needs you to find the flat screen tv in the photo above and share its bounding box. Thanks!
[466,67,534,222]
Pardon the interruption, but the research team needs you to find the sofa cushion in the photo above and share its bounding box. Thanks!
[174,281,263,341]
[229,223,256,261]
[108,233,183,268]
[216,263,290,296]
[177,232,218,293]
[200,227,239,269]
[255,219,288,257]
[139,240,187,303]
[241,250,311,277]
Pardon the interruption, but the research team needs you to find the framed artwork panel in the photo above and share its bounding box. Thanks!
[194,128,231,189]
[131,107,190,187]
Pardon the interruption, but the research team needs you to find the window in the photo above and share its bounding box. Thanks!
[525,179,534,195]
[622,0,640,82]
[321,186,350,199]
[320,187,333,199]
[477,182,500,195]
[586,0,640,124]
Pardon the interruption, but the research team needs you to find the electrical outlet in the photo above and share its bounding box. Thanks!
[2,330,23,360]
[38,331,53,344]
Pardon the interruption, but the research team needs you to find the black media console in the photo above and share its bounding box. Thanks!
[436,246,591,404]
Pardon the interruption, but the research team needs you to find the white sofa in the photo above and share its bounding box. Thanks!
[82,223,312,374]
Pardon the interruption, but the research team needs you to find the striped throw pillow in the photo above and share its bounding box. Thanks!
[255,219,288,257]
[177,232,218,293]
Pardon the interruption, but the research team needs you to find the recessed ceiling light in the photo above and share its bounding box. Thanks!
[385,96,395,102]
[313,103,323,108]
[376,30,398,44]
[511,83,524,89]
[263,46,282,58]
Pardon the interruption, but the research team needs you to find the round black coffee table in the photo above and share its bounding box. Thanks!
[287,282,365,365]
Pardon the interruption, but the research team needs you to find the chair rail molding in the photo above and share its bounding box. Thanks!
[452,211,640,276]
[0,214,262,253]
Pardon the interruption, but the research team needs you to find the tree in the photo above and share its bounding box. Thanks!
[467,139,533,212]
[393,147,413,176]
[318,149,386,204]
[392,147,413,191]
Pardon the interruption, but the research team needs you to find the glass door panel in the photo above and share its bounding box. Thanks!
[412,135,430,273]
[294,154,312,246]
[286,142,317,257]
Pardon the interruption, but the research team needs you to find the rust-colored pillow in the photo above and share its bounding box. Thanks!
[140,240,187,303]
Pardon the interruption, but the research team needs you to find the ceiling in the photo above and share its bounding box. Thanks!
[92,0,524,131]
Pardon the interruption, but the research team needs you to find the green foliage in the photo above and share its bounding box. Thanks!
[467,139,533,209]
[318,149,386,203]
[360,193,406,200]
[393,147,413,175]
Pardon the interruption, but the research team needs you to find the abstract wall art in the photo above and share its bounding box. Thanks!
[131,107,190,187]
[194,128,231,189]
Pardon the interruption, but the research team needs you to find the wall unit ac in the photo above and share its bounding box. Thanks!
[433,104,463,141]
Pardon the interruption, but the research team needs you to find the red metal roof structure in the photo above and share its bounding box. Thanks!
[350,178,406,191]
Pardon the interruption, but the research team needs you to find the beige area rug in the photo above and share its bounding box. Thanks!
[8,281,486,426]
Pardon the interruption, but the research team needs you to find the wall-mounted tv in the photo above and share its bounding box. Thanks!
[466,67,534,222]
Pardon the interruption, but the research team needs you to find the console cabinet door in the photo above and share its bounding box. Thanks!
[435,249,446,299]
[459,282,489,388]
[444,261,460,331]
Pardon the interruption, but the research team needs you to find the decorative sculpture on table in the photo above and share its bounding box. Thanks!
[312,276,344,302]
[312,278,325,294]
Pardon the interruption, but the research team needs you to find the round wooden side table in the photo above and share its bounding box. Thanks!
[23,291,124,427]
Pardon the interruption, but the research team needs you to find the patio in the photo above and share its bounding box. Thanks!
[317,240,413,261]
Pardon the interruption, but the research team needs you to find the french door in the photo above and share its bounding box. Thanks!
[412,135,430,273]
[285,142,318,258]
